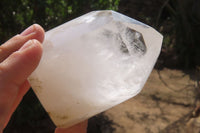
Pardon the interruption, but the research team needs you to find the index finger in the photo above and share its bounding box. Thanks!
[0,24,44,63]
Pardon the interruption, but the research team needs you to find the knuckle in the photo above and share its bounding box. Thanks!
[0,46,4,54]
[0,46,7,62]
[0,65,5,81]
[12,34,23,41]
[2,34,24,48]
[1,34,23,47]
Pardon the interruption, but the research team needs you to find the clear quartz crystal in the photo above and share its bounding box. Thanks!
[28,10,163,128]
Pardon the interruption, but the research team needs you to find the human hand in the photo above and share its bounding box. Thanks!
[0,24,87,133]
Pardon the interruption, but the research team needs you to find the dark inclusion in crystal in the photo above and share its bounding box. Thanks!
[102,27,146,56]
[116,34,129,53]
[119,28,146,56]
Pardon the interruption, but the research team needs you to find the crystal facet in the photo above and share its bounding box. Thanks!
[28,10,163,128]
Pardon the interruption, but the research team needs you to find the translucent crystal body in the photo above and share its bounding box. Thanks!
[28,10,163,127]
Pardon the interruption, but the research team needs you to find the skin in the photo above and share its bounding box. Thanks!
[0,24,87,133]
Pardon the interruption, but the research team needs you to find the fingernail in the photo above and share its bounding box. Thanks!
[19,40,35,51]
[20,24,36,36]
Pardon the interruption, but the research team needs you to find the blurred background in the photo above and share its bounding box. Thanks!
[1,0,200,132]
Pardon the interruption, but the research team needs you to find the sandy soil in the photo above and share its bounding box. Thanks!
[102,68,200,133]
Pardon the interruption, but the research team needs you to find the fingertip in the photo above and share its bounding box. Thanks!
[33,24,45,43]
[19,39,43,65]
[20,24,45,43]
[19,39,43,53]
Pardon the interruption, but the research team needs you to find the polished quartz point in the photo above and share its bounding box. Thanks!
[28,10,163,128]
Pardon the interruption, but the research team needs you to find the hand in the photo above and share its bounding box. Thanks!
[0,24,87,133]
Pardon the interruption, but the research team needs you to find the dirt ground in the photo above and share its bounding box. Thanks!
[100,68,200,133]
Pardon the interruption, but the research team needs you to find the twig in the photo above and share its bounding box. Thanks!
[156,0,170,27]
[156,70,193,92]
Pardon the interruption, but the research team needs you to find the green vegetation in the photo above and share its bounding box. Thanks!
[173,0,200,68]
[158,0,200,68]
[0,0,120,44]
